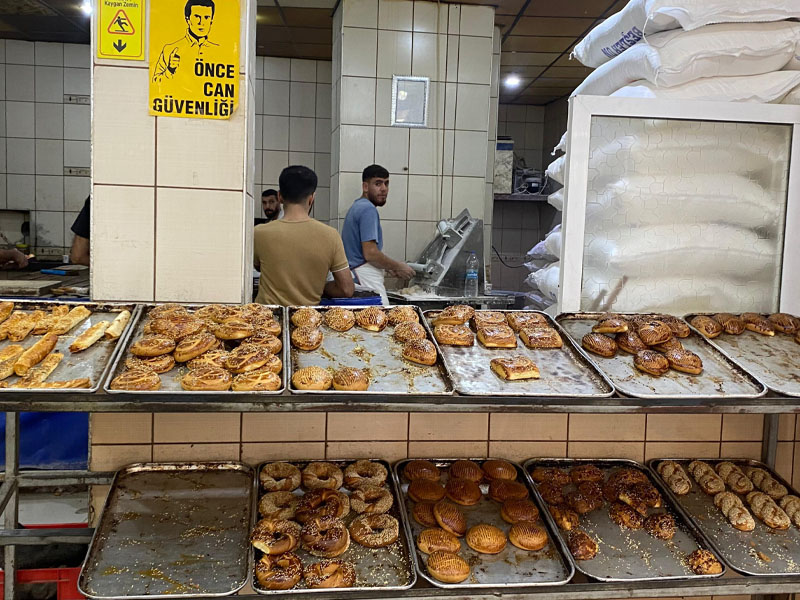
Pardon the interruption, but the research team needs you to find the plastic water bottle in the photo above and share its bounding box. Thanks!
[464,252,479,297]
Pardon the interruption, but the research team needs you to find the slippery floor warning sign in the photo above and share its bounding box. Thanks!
[98,0,144,60]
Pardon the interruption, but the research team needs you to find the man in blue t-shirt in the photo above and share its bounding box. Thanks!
[341,164,415,304]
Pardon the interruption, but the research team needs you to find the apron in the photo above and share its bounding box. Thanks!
[352,262,389,306]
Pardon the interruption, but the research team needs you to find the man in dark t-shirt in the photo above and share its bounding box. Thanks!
[69,197,90,266]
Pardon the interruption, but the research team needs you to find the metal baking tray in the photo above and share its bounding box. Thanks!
[685,313,800,398]
[523,458,724,583]
[251,458,415,594]
[649,458,800,576]
[79,462,255,599]
[393,458,574,589]
[287,306,453,395]
[423,309,615,397]
[0,299,138,393]
[556,313,766,399]
[104,304,286,395]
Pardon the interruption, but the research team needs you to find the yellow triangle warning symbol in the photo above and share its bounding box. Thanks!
[107,9,135,35]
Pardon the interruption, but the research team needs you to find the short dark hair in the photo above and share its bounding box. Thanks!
[185,0,214,19]
[279,166,318,204]
[261,189,278,198]
[362,164,389,182]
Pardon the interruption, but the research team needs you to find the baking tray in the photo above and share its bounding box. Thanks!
[393,458,574,589]
[556,313,766,399]
[287,306,453,395]
[523,458,724,583]
[685,313,800,398]
[423,309,615,397]
[0,299,138,393]
[104,304,286,395]
[649,458,800,576]
[251,458,415,594]
[79,462,255,599]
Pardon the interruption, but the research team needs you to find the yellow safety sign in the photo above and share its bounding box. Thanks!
[97,0,144,60]
[149,0,240,120]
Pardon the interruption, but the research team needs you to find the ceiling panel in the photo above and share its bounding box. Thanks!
[523,0,625,18]
[500,52,560,66]
[280,7,331,28]
[511,16,597,37]
[502,36,575,53]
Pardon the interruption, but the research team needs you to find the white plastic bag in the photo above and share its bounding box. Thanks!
[548,189,564,212]
[611,71,800,104]
[529,262,560,303]
[572,22,800,98]
[546,156,565,185]
[782,85,800,105]
[552,132,567,156]
[572,0,800,68]
[543,228,562,258]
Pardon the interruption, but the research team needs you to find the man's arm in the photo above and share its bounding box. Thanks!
[69,235,89,266]
[0,249,28,270]
[362,241,415,279]
[324,267,354,298]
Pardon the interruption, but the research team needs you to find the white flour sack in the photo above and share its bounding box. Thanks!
[572,0,800,68]
[528,262,560,303]
[546,156,565,185]
[552,132,567,156]
[572,22,800,98]
[548,189,564,211]
[611,71,800,104]
[782,85,800,105]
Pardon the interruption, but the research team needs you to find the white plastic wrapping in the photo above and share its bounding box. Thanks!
[572,0,800,68]
[546,155,565,185]
[527,262,560,303]
[552,132,567,156]
[548,189,564,212]
[572,22,800,98]
[611,71,800,104]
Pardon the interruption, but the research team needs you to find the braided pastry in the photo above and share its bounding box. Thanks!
[745,467,787,500]
[746,491,791,529]
[778,495,800,528]
[715,462,754,494]
[656,461,691,495]
[713,492,755,531]
[687,461,725,495]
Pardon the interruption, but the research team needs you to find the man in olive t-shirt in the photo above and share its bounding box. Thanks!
[254,165,354,306]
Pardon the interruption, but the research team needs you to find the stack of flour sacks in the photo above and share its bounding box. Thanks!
[534,0,800,311]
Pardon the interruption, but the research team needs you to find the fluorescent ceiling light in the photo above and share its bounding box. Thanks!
[504,75,521,88]
[80,0,92,15]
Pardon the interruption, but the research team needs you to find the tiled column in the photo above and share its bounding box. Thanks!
[331,0,494,264]
[90,0,257,303]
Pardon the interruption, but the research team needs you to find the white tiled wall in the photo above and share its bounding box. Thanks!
[331,0,494,265]
[497,103,545,170]
[0,40,91,256]
[255,58,332,223]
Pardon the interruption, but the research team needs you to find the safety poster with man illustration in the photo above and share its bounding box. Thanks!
[149,0,240,119]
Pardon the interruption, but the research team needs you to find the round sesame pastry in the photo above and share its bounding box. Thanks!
[393,321,428,343]
[349,484,393,515]
[387,305,419,326]
[303,559,356,589]
[150,315,205,341]
[149,303,188,319]
[323,307,355,332]
[231,368,282,392]
[109,367,161,391]
[260,462,301,492]
[355,307,389,332]
[130,335,175,357]
[292,307,323,328]
[349,513,399,548]
[125,354,175,374]
[255,552,302,591]
[300,516,350,558]
[224,343,273,374]
[302,462,344,490]
[331,367,369,391]
[292,366,333,391]
[343,459,387,489]
[291,326,323,351]
[295,489,350,523]
[246,331,282,355]
[187,349,229,370]
[258,491,299,520]
[250,518,301,555]
[214,318,255,341]
[180,366,232,391]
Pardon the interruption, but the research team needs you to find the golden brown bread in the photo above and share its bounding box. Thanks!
[658,315,691,338]
[741,313,775,336]
[323,307,355,332]
[691,315,723,338]
[214,318,255,340]
[688,461,726,495]
[412,502,438,527]
[0,345,25,380]
[130,335,176,357]
[0,312,26,341]
[109,367,161,391]
[181,366,232,391]
[331,367,369,391]
[713,313,745,335]
[103,310,131,340]
[174,332,218,362]
[232,369,282,392]
[348,513,399,548]
[445,477,482,506]
[715,462,753,494]
[520,326,563,349]
[149,303,188,319]
[302,559,355,588]
[568,530,597,560]
[636,320,672,346]
[408,479,446,503]
[652,337,683,353]
[501,498,540,523]
[292,308,323,328]
[582,333,616,357]
[657,461,692,496]
[509,521,548,551]
[150,315,204,341]
[431,305,474,326]
[549,505,579,530]
[634,349,669,376]
[247,331,282,355]
[401,339,437,366]
[387,306,419,326]
[768,313,800,335]
[38,378,92,389]
[490,355,540,381]
[483,459,517,481]
[476,324,517,349]
[688,549,722,575]
[530,467,570,486]
[393,321,427,343]
[125,354,176,374]
[744,467,787,500]
[291,326,323,351]
[449,460,483,483]
[473,311,508,328]
[615,330,648,354]
[225,344,275,374]
[355,307,388,332]
[404,460,440,481]
[15,333,59,376]
[778,495,800,528]
[14,352,63,388]
[592,317,628,334]
[433,324,474,346]
[664,347,703,375]
[645,513,676,540]
[416,528,460,554]
[426,551,470,583]
[292,366,333,391]
[50,306,92,336]
[433,500,466,536]
[187,349,229,370]
[6,311,41,342]
[488,479,528,502]
[609,501,643,529]
[507,312,549,331]
[0,302,14,324]
[713,491,755,531]
[466,523,507,554]
[69,321,109,353]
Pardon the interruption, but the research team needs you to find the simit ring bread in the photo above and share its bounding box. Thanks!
[417,528,460,554]
[394,321,428,343]
[259,491,299,520]
[404,459,440,481]
[355,307,388,332]
[349,513,399,548]
[344,460,387,489]
[409,479,445,502]
[426,551,470,584]
[349,484,393,514]
[483,459,517,481]
[466,523,507,554]
[173,332,217,363]
[292,307,323,328]
[332,367,369,391]
[130,335,176,357]
[433,324,474,346]
[180,366,232,391]
[109,367,161,391]
[250,518,301,555]
[449,459,483,482]
[295,489,350,523]
[301,516,350,558]
[433,500,466,536]
[291,326,323,351]
[125,354,175,374]
[501,499,540,523]
[445,478,482,506]
[323,307,355,331]
[387,305,419,325]
[255,553,302,591]
[302,462,344,490]
[303,559,356,589]
[509,522,548,551]
[260,462,301,491]
[292,366,333,391]
[402,339,437,366]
